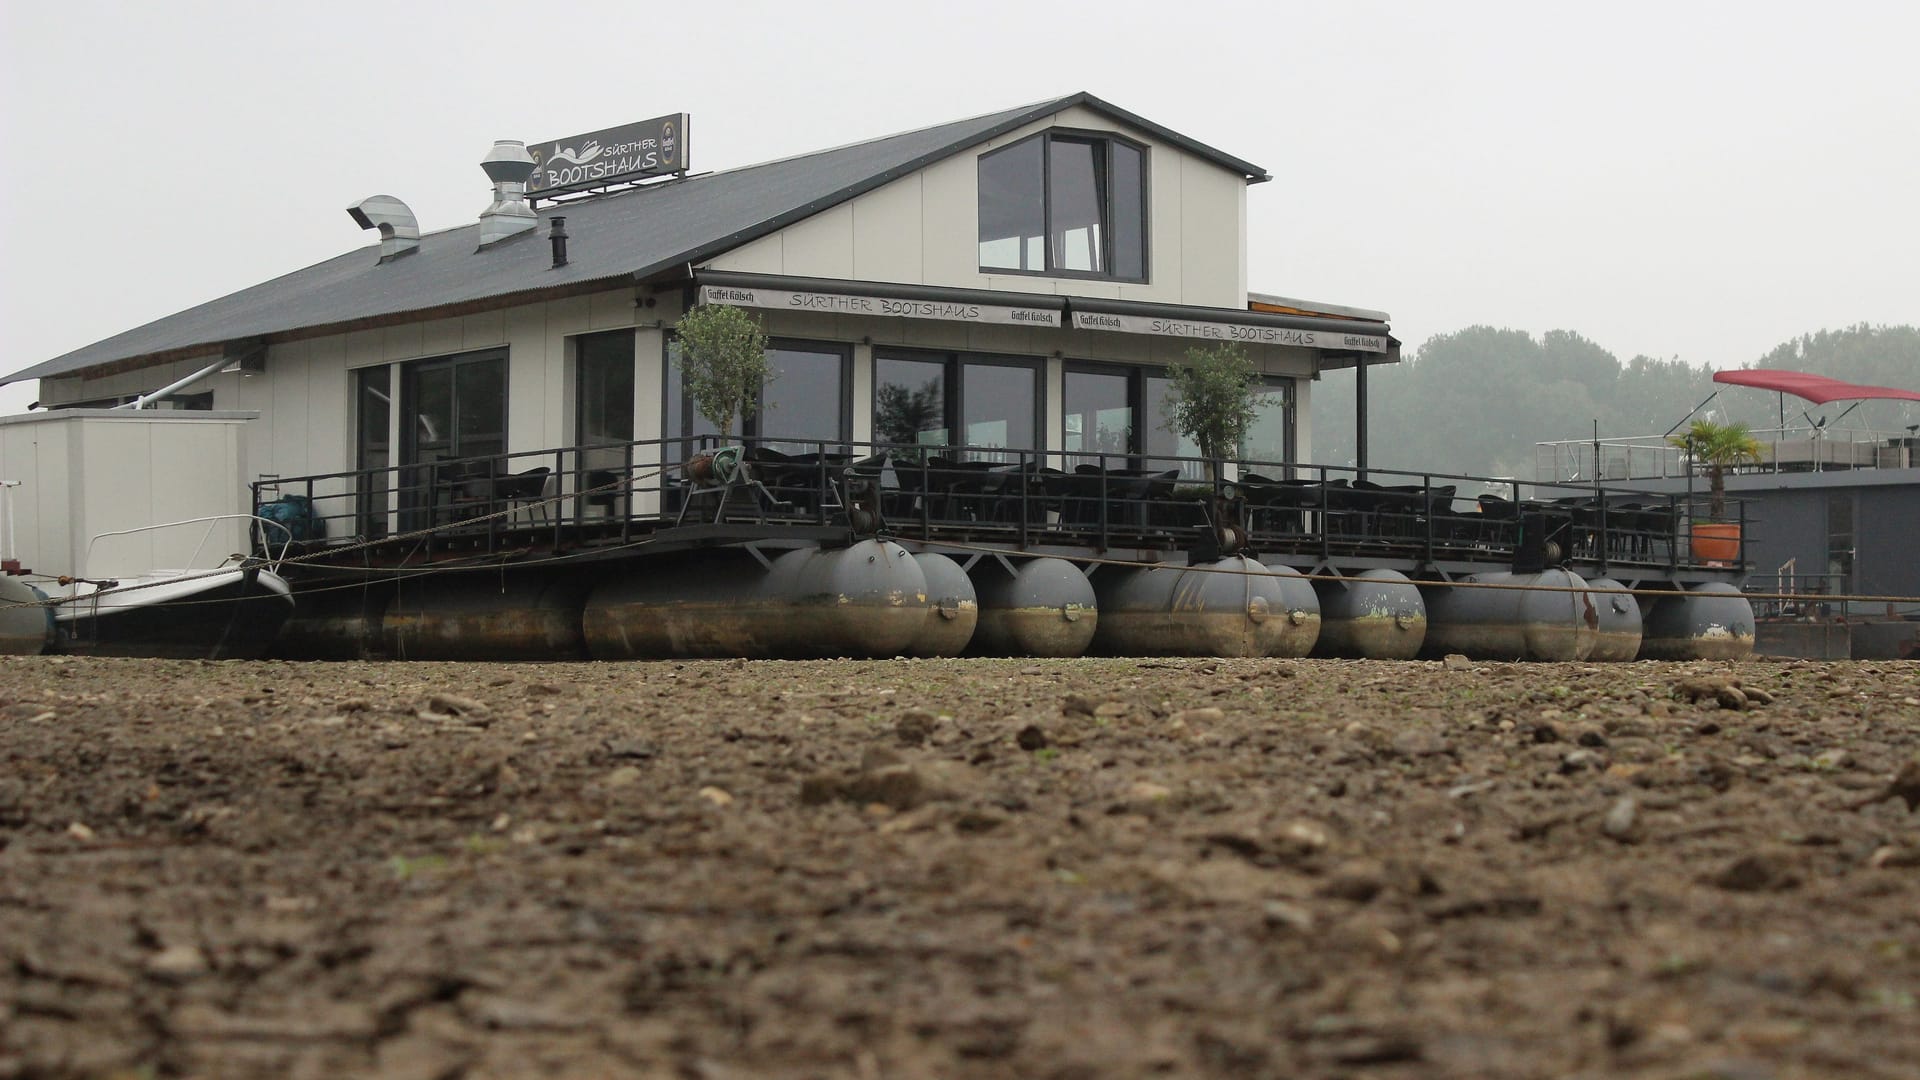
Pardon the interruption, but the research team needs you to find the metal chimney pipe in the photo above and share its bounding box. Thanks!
[549,216,569,268]
[478,140,539,247]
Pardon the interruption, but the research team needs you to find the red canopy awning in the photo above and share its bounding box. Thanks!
[1713,368,1920,405]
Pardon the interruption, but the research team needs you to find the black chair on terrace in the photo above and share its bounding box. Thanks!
[440,459,497,525]
[494,466,554,527]
[890,456,939,522]
[583,467,631,521]
[1475,493,1520,549]
[939,460,1014,524]
[1061,465,1105,529]
[996,462,1068,526]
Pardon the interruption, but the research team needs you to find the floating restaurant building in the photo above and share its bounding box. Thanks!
[0,94,1753,661]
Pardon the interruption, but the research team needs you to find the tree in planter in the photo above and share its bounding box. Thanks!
[673,303,771,441]
[1159,341,1263,484]
[1668,418,1762,520]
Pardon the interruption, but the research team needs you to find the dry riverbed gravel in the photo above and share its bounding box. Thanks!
[2,655,1918,1079]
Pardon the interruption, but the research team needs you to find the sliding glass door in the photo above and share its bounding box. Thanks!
[400,349,507,528]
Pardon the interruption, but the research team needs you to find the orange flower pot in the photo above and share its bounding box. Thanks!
[1691,522,1741,562]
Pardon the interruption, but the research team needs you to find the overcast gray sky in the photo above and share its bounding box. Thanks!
[3,0,1915,418]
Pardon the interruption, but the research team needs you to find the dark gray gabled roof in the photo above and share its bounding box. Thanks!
[3,92,1270,388]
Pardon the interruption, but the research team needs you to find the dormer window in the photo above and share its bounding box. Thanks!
[978,131,1145,282]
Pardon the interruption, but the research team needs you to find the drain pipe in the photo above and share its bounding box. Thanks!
[116,355,231,410]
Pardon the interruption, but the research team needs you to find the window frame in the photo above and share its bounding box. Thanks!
[662,336,854,455]
[1064,360,1296,471]
[399,347,509,466]
[977,128,1150,284]
[572,329,636,449]
[872,347,1048,459]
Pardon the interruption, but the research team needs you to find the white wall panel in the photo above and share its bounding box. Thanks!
[706,233,784,274]
[420,316,462,359]
[587,292,632,332]
[917,151,976,285]
[381,323,423,363]
[776,203,856,280]
[463,311,508,348]
[505,305,553,451]
[266,340,310,483]
[1175,156,1248,307]
[852,175,924,283]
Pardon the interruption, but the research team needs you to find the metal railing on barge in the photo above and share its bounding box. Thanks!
[250,435,1751,576]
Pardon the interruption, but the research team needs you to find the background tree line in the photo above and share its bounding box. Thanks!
[1309,323,1920,480]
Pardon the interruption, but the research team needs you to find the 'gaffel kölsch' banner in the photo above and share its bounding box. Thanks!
[526,113,688,197]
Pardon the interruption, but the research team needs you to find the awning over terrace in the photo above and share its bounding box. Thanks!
[1713,368,1920,405]
[691,271,1396,357]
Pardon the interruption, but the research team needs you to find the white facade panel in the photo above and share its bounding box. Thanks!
[382,323,424,363]
[1176,154,1248,307]
[463,311,508,347]
[777,204,857,280]
[852,175,924,283]
[919,150,977,285]
[267,340,312,487]
[420,316,463,359]
[699,102,1253,309]
[706,233,785,275]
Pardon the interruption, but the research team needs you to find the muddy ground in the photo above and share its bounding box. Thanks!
[2,655,1918,1080]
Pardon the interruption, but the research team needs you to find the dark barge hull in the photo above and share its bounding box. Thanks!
[261,448,1756,662]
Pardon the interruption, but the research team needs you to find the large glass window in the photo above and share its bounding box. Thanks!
[575,331,634,447]
[403,350,506,465]
[874,351,1043,461]
[760,345,849,453]
[1063,369,1132,458]
[1069,366,1293,480]
[399,349,507,529]
[979,132,1147,281]
[976,137,1045,272]
[665,338,849,456]
[1144,373,1202,479]
[874,355,948,449]
[1244,381,1295,467]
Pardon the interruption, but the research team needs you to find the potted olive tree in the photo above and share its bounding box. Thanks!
[1159,341,1262,487]
[1668,418,1762,560]
[673,303,770,486]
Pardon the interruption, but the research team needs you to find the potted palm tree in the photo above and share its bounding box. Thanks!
[1668,418,1762,561]
[673,303,770,486]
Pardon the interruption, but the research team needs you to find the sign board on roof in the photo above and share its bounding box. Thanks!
[526,113,688,198]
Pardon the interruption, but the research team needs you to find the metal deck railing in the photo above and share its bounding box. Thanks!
[1535,427,1920,485]
[251,435,1752,574]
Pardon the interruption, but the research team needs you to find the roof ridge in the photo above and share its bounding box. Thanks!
[701,93,1081,179]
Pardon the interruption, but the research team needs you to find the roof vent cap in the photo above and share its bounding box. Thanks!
[478,140,538,247]
[347,195,421,261]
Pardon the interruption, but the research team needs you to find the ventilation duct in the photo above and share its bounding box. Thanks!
[347,195,421,261]
[478,140,538,247]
